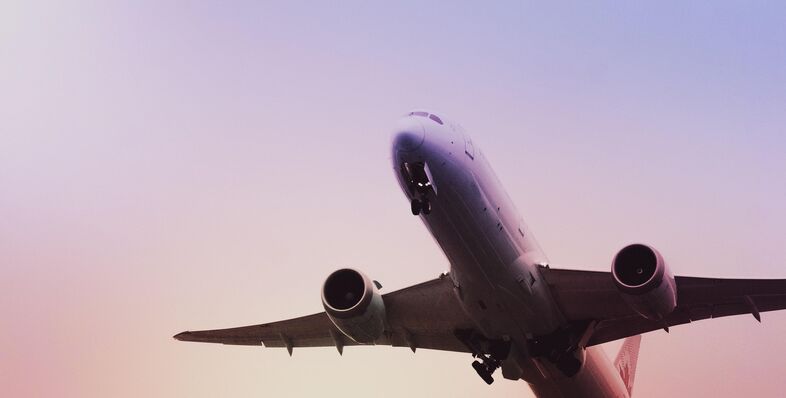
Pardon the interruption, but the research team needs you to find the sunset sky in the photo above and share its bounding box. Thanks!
[2,2,785,397]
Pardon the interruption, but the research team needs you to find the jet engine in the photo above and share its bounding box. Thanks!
[321,268,387,344]
[611,244,677,320]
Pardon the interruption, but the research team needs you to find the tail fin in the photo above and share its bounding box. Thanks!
[614,335,642,396]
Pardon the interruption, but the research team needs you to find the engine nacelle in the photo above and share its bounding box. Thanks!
[612,244,677,320]
[321,268,387,344]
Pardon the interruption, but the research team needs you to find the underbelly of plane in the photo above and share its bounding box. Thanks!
[418,158,557,340]
[396,149,620,395]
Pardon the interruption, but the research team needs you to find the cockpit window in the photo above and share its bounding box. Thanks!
[409,111,444,125]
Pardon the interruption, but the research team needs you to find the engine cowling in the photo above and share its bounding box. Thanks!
[612,244,677,320]
[321,268,387,344]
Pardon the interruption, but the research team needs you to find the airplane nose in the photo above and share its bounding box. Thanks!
[391,118,425,152]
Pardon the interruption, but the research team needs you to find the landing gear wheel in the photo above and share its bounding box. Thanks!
[472,360,494,385]
[470,354,501,385]
[410,199,422,215]
[555,354,582,377]
[421,199,432,215]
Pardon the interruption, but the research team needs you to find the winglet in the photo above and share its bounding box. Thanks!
[614,335,642,397]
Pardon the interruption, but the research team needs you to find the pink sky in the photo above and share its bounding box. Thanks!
[2,2,785,397]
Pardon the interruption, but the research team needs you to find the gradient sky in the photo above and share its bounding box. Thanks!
[2,1,785,397]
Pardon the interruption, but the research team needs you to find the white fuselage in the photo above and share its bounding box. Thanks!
[391,113,630,397]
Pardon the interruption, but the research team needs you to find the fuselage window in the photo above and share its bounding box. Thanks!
[429,114,443,125]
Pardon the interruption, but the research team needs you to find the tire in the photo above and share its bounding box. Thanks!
[556,355,582,377]
[422,200,432,215]
[410,199,422,215]
[472,361,495,385]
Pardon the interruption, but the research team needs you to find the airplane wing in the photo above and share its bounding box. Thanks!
[540,268,786,346]
[174,274,474,354]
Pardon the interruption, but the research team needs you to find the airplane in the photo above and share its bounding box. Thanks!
[175,110,786,397]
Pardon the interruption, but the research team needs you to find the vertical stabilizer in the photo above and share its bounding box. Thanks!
[614,335,642,396]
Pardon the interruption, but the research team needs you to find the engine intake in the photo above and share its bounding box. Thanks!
[323,269,368,311]
[322,268,387,344]
[612,244,677,320]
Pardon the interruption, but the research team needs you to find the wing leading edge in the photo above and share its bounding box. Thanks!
[174,274,474,354]
[541,268,786,346]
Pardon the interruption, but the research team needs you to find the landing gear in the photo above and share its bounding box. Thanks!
[554,354,582,377]
[410,198,431,216]
[471,355,501,385]
[528,324,590,378]
[453,329,510,385]
[411,199,421,215]
[401,162,434,217]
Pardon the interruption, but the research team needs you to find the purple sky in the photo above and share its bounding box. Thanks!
[2,2,785,397]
